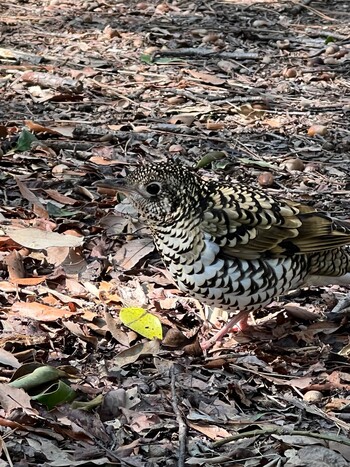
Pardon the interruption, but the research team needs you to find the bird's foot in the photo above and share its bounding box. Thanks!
[200,310,250,350]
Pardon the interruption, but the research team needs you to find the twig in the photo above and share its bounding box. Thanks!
[170,365,187,467]
[152,48,259,61]
[291,0,338,21]
[0,433,14,467]
[212,427,350,448]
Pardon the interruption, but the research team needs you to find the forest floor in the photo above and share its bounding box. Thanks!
[0,0,350,466]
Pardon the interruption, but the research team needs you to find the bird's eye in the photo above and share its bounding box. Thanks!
[146,182,162,196]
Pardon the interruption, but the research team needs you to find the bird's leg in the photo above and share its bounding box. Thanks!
[201,310,251,350]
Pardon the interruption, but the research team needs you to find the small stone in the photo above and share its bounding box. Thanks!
[276,39,290,50]
[325,44,340,55]
[304,162,321,173]
[307,57,324,66]
[303,390,323,403]
[283,67,297,78]
[258,172,275,187]
[202,33,220,44]
[308,125,328,137]
[282,158,305,172]
[252,20,270,27]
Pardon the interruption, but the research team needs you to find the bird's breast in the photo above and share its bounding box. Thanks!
[154,229,309,311]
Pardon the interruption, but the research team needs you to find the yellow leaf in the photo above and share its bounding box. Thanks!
[119,307,163,340]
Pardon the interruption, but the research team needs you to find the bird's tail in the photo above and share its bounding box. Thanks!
[306,247,350,287]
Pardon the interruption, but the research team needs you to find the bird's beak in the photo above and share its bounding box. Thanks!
[94,178,133,194]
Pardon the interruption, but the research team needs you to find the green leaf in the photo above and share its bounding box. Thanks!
[32,380,76,410]
[9,365,67,390]
[196,151,226,168]
[71,394,104,411]
[325,36,335,44]
[120,307,163,340]
[47,202,80,218]
[15,128,38,152]
[140,54,153,64]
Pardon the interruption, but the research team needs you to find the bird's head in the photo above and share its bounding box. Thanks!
[98,161,204,226]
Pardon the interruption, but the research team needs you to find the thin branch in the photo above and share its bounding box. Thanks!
[170,365,187,467]
[212,427,350,449]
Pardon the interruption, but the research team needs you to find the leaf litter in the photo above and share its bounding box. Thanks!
[0,0,350,465]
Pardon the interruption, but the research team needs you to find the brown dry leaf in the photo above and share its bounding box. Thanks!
[15,178,49,219]
[110,339,160,369]
[284,303,318,320]
[48,125,75,137]
[325,398,350,411]
[65,278,87,297]
[44,189,78,205]
[21,71,82,93]
[59,247,88,275]
[98,281,122,303]
[10,277,47,286]
[264,118,283,128]
[46,246,70,266]
[328,442,350,463]
[12,301,75,321]
[186,69,226,85]
[0,281,18,292]
[289,376,314,389]
[98,213,131,236]
[297,322,341,341]
[89,155,122,165]
[114,238,155,269]
[5,227,84,249]
[125,411,162,434]
[0,348,21,368]
[39,287,86,307]
[284,446,348,467]
[187,422,231,440]
[117,280,149,308]
[62,321,98,346]
[168,114,196,126]
[162,328,191,348]
[206,121,225,130]
[4,250,25,280]
[41,294,60,306]
[25,120,64,135]
[0,383,33,414]
[0,236,21,251]
[104,310,130,347]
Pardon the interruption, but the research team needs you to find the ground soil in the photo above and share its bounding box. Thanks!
[0,1,350,466]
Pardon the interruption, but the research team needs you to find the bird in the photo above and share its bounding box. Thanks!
[98,160,350,349]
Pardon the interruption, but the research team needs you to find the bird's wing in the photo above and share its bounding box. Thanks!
[201,184,350,259]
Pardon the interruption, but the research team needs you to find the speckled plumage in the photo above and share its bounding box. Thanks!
[103,161,350,346]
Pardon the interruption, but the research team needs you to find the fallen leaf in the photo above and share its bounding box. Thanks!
[110,339,160,369]
[187,422,231,440]
[119,307,163,340]
[5,227,84,249]
[0,348,21,368]
[186,69,226,85]
[114,238,154,269]
[0,383,33,414]
[12,301,75,321]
